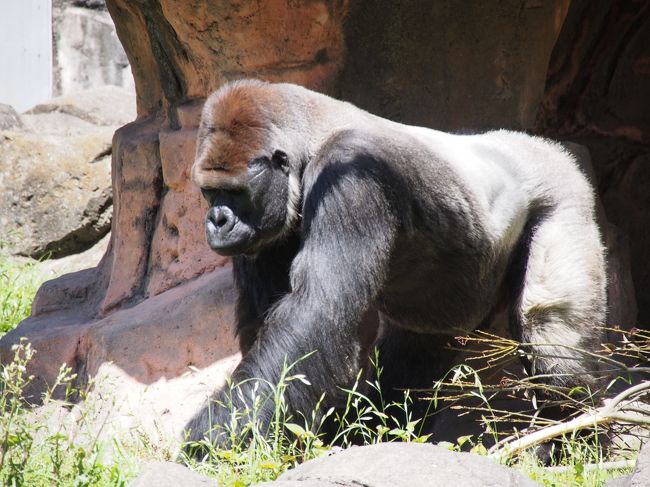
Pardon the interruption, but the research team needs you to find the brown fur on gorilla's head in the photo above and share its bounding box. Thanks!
[192,80,287,190]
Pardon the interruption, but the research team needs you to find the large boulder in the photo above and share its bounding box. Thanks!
[0,86,135,258]
[0,129,113,258]
[260,443,539,487]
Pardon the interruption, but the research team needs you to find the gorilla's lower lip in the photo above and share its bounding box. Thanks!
[205,215,258,256]
[207,235,259,256]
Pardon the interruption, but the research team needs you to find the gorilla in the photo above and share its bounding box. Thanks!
[185,79,606,449]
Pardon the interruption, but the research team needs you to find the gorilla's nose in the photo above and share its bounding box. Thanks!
[207,206,236,235]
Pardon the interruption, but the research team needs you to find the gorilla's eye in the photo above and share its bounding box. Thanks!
[208,165,227,172]
[272,150,289,168]
[248,158,269,183]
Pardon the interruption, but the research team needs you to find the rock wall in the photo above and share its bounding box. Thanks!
[1,0,648,436]
[535,0,650,323]
[52,0,134,96]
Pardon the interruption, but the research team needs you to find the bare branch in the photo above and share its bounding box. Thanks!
[488,382,650,461]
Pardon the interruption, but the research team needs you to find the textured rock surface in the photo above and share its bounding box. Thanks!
[130,461,216,487]
[52,0,134,96]
[0,129,113,258]
[3,266,240,418]
[107,0,347,118]
[259,443,539,487]
[604,443,650,487]
[0,103,23,130]
[629,443,650,487]
[0,86,134,258]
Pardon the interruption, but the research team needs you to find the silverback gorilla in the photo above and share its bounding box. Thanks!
[185,79,606,449]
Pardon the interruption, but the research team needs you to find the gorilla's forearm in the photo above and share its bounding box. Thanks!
[185,293,366,447]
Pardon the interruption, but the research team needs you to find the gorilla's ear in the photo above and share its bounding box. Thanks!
[272,149,289,169]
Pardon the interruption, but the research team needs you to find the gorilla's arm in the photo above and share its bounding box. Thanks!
[186,148,398,445]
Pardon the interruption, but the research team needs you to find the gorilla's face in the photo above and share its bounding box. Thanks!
[191,86,301,256]
[198,150,291,256]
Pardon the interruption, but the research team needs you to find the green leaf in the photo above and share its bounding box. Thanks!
[285,423,306,438]
[456,435,472,447]
[413,434,432,443]
[438,441,455,451]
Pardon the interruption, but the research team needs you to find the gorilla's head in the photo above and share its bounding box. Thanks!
[191,80,301,256]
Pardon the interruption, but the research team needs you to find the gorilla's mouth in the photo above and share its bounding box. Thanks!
[205,207,258,256]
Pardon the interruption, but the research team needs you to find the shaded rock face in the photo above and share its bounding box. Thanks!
[535,1,650,323]
[340,1,569,131]
[0,0,647,445]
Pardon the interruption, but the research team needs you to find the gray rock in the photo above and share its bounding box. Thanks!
[130,461,216,487]
[0,87,135,258]
[604,475,631,487]
[631,443,650,487]
[258,443,540,487]
[0,104,23,130]
[605,443,650,487]
[0,129,113,258]
[24,86,135,127]
[52,2,133,95]
[72,0,107,10]
[20,111,98,136]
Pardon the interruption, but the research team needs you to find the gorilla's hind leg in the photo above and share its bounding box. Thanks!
[372,324,460,435]
[511,205,607,394]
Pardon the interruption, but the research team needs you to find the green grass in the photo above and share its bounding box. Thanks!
[179,356,637,487]
[0,341,136,486]
[0,255,43,337]
[0,256,138,486]
[0,339,639,486]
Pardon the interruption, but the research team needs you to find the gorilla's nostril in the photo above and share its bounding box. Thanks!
[208,206,235,233]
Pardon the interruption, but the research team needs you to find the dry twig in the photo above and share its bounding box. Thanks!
[488,381,650,461]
